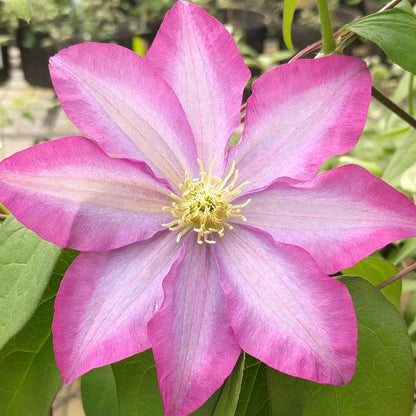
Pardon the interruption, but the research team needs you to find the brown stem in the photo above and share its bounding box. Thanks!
[0,213,8,221]
[379,0,404,12]
[289,40,323,62]
[241,103,246,123]
[372,87,416,130]
[376,262,416,290]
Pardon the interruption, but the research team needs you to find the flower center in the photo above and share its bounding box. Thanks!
[162,159,251,244]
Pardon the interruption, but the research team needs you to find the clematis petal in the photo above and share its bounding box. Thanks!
[49,42,198,185]
[238,164,416,274]
[148,236,240,416]
[0,136,172,251]
[146,1,250,173]
[214,225,357,385]
[53,230,182,384]
[229,55,371,191]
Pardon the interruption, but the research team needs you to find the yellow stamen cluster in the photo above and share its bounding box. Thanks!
[162,159,251,244]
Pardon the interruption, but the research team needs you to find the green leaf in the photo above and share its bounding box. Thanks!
[392,237,416,265]
[213,353,245,416]
[192,391,222,416]
[0,249,77,416]
[401,162,416,193]
[268,276,414,416]
[268,367,304,416]
[235,354,270,416]
[345,9,416,75]
[383,130,416,188]
[343,258,401,309]
[282,0,299,51]
[0,216,61,349]
[3,0,31,21]
[337,155,383,176]
[112,349,163,416]
[111,350,243,416]
[82,366,119,416]
[0,202,9,214]
[396,0,416,15]
[402,279,416,292]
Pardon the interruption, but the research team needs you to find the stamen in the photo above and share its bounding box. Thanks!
[162,159,250,244]
[219,160,236,190]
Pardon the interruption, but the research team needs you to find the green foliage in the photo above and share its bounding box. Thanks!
[0,216,61,349]
[383,130,416,192]
[0,203,9,214]
[20,0,73,47]
[110,350,248,415]
[0,248,77,416]
[267,277,414,416]
[2,0,31,21]
[235,354,270,415]
[112,350,163,416]
[213,353,245,416]
[82,366,119,416]
[392,237,416,265]
[282,0,299,50]
[343,258,401,309]
[346,8,416,75]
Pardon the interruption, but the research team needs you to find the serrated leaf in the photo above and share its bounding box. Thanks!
[3,0,31,21]
[0,249,77,416]
[112,349,163,416]
[345,9,416,75]
[82,366,119,416]
[282,0,299,51]
[343,258,401,309]
[0,216,61,349]
[268,276,414,416]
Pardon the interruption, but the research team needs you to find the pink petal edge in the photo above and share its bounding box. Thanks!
[148,236,240,416]
[214,225,357,385]
[236,164,416,274]
[0,136,172,251]
[50,42,199,185]
[146,1,250,174]
[53,230,182,384]
[229,55,371,191]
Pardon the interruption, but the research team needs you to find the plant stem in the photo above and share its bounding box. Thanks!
[316,0,336,54]
[376,262,416,290]
[372,87,416,130]
[408,74,414,116]
[291,0,404,61]
[289,40,322,62]
[379,0,403,12]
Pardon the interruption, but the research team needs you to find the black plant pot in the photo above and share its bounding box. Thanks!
[217,9,269,54]
[97,30,134,50]
[139,19,162,47]
[16,27,56,88]
[0,45,10,84]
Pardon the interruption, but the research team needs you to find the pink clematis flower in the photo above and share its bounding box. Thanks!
[1,1,416,414]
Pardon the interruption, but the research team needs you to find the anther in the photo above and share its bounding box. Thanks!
[162,159,250,244]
